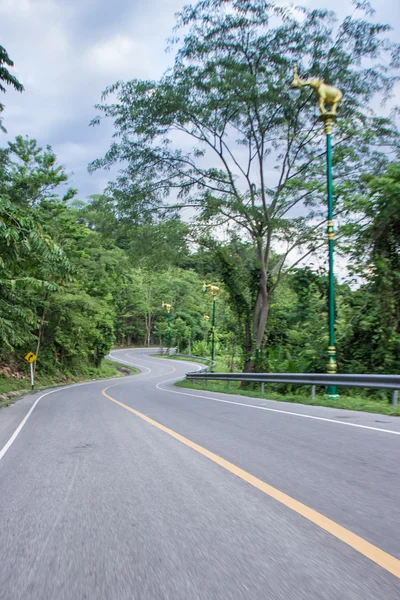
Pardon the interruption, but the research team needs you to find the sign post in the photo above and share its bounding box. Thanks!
[24,352,37,390]
[30,362,34,390]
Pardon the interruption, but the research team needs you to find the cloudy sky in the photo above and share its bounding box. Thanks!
[1,0,399,199]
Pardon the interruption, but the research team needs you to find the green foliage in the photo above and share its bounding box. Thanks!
[0,137,114,375]
[339,162,400,372]
[77,194,190,269]
[0,359,138,405]
[0,45,24,132]
[0,136,76,205]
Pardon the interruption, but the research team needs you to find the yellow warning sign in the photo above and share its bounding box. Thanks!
[24,352,37,364]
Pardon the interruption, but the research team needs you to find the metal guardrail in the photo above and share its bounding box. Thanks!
[157,347,177,355]
[185,371,400,406]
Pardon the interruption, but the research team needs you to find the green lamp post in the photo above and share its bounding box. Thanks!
[203,283,220,365]
[289,64,343,399]
[162,302,172,352]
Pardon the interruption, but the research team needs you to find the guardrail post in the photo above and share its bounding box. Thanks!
[227,380,231,390]
[311,385,316,401]
[261,382,265,394]
[205,379,208,388]
[392,390,398,407]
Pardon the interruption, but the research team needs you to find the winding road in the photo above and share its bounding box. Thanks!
[0,348,399,599]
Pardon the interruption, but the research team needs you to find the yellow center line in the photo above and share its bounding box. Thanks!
[101,385,400,580]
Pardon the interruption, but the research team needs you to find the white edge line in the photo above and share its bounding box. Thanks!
[155,377,400,436]
[0,351,148,463]
[0,394,43,461]
[106,351,400,437]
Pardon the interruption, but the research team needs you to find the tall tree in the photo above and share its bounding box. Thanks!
[90,0,399,367]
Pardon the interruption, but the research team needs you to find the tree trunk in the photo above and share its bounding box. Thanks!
[252,267,270,349]
[34,294,49,374]
[255,294,270,350]
[144,313,152,347]
[240,314,255,386]
[242,261,270,379]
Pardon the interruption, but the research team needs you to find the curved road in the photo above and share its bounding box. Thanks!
[0,348,399,599]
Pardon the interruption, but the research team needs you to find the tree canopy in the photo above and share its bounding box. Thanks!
[90,0,399,368]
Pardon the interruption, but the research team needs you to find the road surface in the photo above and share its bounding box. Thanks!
[0,348,399,599]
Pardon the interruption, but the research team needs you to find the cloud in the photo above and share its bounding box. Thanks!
[0,0,186,196]
[85,34,150,79]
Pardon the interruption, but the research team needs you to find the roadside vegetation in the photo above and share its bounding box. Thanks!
[0,1,399,410]
[0,360,138,407]
[175,358,400,417]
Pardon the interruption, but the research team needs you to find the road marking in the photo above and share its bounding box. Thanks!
[108,352,152,376]
[0,369,141,463]
[0,395,44,461]
[155,379,400,436]
[102,384,400,579]
[0,349,173,464]
[124,353,177,379]
[112,352,400,437]
[109,351,177,380]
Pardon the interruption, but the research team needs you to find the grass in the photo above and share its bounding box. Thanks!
[0,359,139,408]
[173,358,400,417]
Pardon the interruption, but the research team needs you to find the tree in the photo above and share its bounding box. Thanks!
[0,195,70,354]
[195,238,257,368]
[340,162,400,372]
[0,136,76,206]
[0,45,24,132]
[90,0,399,369]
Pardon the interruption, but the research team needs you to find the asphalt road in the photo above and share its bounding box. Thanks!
[0,348,399,599]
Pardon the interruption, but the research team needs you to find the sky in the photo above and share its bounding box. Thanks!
[1,0,400,200]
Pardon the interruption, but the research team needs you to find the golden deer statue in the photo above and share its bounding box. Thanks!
[203,283,220,298]
[291,64,343,116]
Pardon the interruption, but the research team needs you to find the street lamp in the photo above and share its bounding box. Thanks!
[202,283,220,364]
[289,64,343,399]
[161,302,172,352]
